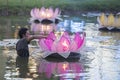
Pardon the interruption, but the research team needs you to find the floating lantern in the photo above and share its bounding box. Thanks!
[97,13,120,31]
[39,31,85,59]
[29,7,62,24]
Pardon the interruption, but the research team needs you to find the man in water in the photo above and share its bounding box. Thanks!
[16,28,47,57]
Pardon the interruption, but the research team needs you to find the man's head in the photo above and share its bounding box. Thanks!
[18,28,29,38]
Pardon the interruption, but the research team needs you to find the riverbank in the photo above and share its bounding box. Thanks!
[0,7,118,17]
[0,0,120,16]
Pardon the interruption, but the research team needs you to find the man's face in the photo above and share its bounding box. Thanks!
[25,30,30,37]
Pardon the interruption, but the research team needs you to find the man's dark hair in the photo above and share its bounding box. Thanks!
[18,28,28,38]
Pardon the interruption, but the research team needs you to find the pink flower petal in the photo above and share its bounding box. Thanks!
[74,32,85,49]
[51,42,57,52]
[39,39,49,51]
[47,32,56,40]
[59,35,70,52]
[44,38,53,51]
[56,42,64,53]
[70,40,78,52]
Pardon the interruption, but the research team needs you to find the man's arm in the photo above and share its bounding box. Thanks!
[27,35,47,42]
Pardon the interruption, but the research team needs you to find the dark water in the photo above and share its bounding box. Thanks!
[0,16,120,80]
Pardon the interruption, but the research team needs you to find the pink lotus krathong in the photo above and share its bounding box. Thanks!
[30,7,61,24]
[39,32,85,54]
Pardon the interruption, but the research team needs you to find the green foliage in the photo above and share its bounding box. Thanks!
[0,0,120,15]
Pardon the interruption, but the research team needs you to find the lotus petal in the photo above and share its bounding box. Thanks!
[75,33,85,50]
[33,8,40,18]
[62,31,70,41]
[115,17,120,28]
[56,42,64,53]
[70,40,78,52]
[47,7,54,19]
[98,13,107,27]
[39,39,49,51]
[51,41,57,52]
[44,38,54,51]
[47,32,56,40]
[36,8,41,18]
[40,7,46,19]
[74,33,82,48]
[30,8,35,17]
[31,8,37,18]
[54,8,59,18]
[107,13,115,26]
[59,35,70,52]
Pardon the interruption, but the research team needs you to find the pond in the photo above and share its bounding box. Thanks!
[0,15,120,80]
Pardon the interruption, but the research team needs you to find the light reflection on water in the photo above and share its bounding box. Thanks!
[0,17,120,80]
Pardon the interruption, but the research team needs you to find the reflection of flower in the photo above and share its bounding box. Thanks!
[38,60,83,79]
[30,23,56,34]
[39,32,85,53]
[30,7,61,24]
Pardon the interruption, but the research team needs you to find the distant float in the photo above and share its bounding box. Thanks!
[97,13,120,32]
[29,7,62,24]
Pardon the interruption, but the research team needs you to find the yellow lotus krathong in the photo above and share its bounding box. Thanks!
[97,13,120,31]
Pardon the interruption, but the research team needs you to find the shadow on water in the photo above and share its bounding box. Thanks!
[0,15,120,80]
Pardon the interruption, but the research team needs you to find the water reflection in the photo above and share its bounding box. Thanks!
[0,16,120,80]
[38,60,84,80]
[16,56,29,78]
[57,20,85,33]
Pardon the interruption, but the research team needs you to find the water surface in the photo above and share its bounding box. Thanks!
[0,16,120,80]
